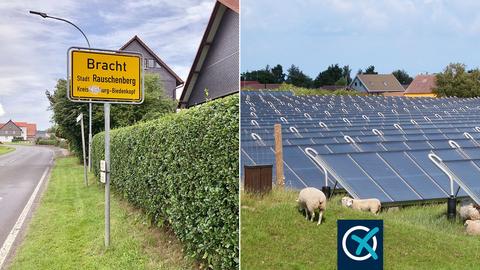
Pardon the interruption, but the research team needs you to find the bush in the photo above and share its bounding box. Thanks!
[92,95,239,269]
[275,83,362,96]
[36,138,57,145]
[12,137,24,142]
[35,136,68,149]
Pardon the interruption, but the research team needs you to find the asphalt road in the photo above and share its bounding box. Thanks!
[0,145,54,257]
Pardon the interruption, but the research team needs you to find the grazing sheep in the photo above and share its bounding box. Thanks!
[296,187,326,225]
[341,197,381,215]
[465,220,480,236]
[459,203,480,221]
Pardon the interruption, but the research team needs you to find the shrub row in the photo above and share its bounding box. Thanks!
[92,95,239,269]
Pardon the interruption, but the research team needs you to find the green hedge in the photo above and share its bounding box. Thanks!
[92,95,239,269]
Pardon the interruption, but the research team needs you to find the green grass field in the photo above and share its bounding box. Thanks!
[8,157,194,270]
[241,189,480,270]
[0,145,14,155]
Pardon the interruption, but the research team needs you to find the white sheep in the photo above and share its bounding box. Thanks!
[465,220,480,236]
[459,203,480,221]
[341,197,381,215]
[296,187,326,225]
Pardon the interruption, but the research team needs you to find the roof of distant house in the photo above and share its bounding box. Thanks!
[119,35,183,86]
[405,74,436,94]
[13,122,37,137]
[0,120,22,132]
[353,74,405,92]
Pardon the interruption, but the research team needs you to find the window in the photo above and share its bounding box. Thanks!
[383,81,388,86]
[354,82,357,86]
[148,59,155,68]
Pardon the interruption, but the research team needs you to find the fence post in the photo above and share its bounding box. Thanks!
[274,124,284,188]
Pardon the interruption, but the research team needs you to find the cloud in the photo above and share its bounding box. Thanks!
[0,103,5,117]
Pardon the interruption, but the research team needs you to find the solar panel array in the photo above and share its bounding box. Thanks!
[241,90,480,205]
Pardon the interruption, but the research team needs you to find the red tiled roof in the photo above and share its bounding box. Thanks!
[241,81,260,86]
[13,122,37,137]
[405,74,436,94]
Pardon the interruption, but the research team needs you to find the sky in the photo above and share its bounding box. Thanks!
[241,0,480,80]
[0,0,214,130]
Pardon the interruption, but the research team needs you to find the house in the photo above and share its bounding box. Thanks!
[14,122,37,140]
[349,74,404,95]
[0,121,37,141]
[404,74,437,97]
[0,120,22,142]
[119,35,184,100]
[178,0,239,108]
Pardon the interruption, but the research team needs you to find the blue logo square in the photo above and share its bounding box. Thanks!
[337,219,383,270]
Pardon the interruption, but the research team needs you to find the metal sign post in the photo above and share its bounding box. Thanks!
[76,113,88,186]
[104,103,110,246]
[67,47,144,247]
[88,102,92,172]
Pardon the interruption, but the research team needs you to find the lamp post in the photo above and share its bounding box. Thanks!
[30,10,93,172]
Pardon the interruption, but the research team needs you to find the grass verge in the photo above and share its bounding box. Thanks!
[241,188,480,270]
[8,156,194,270]
[0,145,14,155]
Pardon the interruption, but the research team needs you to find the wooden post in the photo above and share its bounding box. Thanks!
[274,124,284,187]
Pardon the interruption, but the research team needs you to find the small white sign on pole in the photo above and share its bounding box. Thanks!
[100,160,106,172]
[76,113,83,123]
[100,172,106,184]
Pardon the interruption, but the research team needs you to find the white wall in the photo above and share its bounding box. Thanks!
[0,135,13,142]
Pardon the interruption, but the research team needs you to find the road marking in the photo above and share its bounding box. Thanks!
[0,166,50,269]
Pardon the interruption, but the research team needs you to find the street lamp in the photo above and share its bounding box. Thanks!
[30,10,93,171]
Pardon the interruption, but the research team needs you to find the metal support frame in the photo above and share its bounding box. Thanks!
[250,132,265,146]
[428,153,456,221]
[289,126,302,137]
[372,128,384,136]
[342,117,352,126]
[305,147,331,198]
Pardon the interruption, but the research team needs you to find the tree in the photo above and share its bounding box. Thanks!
[364,65,378,74]
[271,64,285,83]
[313,64,342,87]
[286,65,313,88]
[313,64,352,88]
[46,73,176,156]
[342,65,352,84]
[241,64,285,84]
[392,69,413,85]
[434,63,480,97]
[335,77,348,86]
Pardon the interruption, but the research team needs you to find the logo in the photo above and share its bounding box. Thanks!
[338,220,383,270]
